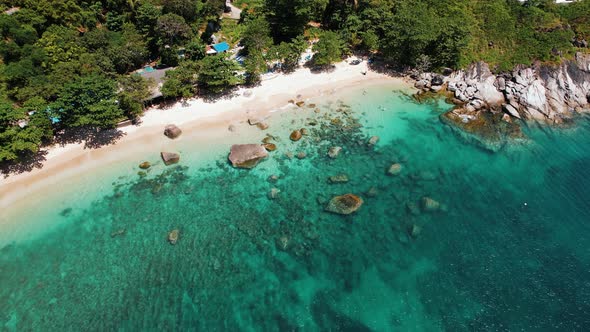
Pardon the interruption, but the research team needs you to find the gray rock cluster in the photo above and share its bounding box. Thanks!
[415,52,590,124]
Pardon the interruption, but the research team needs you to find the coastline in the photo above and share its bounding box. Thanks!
[0,61,411,217]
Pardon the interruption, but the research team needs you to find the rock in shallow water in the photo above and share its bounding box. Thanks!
[161,152,180,166]
[327,146,342,159]
[139,161,151,169]
[262,143,276,151]
[328,174,349,183]
[387,163,402,176]
[290,130,302,141]
[168,229,179,244]
[368,136,379,146]
[228,144,269,169]
[325,194,364,215]
[421,196,441,212]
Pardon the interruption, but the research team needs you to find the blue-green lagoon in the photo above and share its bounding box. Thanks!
[1,84,590,331]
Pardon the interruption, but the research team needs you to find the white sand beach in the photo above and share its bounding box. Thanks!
[0,60,411,210]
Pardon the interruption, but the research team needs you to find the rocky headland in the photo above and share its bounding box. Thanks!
[414,52,590,150]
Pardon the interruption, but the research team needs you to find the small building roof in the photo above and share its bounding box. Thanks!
[212,42,230,53]
[4,7,20,15]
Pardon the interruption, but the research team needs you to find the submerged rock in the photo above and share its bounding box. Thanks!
[110,229,126,238]
[228,144,269,169]
[327,146,342,159]
[421,196,441,212]
[139,161,151,169]
[290,130,302,141]
[276,236,290,250]
[387,163,402,176]
[368,136,380,146]
[300,128,309,136]
[168,229,179,245]
[164,124,182,139]
[328,174,349,184]
[296,151,306,159]
[268,187,280,200]
[161,152,180,166]
[409,224,422,238]
[325,194,364,215]
[365,186,378,197]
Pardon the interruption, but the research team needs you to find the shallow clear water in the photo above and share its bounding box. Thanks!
[2,85,590,331]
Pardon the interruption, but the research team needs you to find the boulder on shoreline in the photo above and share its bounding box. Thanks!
[164,124,182,139]
[228,144,269,169]
[161,152,180,166]
[325,194,364,215]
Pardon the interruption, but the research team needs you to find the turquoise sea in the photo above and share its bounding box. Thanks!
[1,84,590,331]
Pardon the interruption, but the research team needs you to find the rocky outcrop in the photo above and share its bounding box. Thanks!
[161,152,180,165]
[164,124,182,139]
[325,194,363,215]
[417,53,590,124]
[228,144,269,168]
[413,53,590,150]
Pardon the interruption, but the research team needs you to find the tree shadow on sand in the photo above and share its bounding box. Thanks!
[1,150,49,177]
[1,127,126,177]
[54,127,127,149]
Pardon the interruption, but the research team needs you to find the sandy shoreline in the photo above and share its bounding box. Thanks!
[0,60,411,209]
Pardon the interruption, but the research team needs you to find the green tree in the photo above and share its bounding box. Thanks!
[156,13,192,46]
[163,0,200,22]
[242,16,273,54]
[312,31,344,66]
[197,55,242,94]
[118,75,154,118]
[54,75,123,129]
[161,60,201,98]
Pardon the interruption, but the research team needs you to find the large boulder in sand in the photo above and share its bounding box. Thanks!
[164,124,182,139]
[325,194,364,215]
[161,152,180,165]
[228,144,269,169]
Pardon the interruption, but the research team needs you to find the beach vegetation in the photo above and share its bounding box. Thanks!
[0,0,589,165]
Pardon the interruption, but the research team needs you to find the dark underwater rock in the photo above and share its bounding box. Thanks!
[139,161,151,169]
[325,194,364,215]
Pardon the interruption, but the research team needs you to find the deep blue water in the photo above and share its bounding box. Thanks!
[1,86,590,331]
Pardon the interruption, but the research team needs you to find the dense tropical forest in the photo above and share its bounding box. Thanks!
[0,0,589,164]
